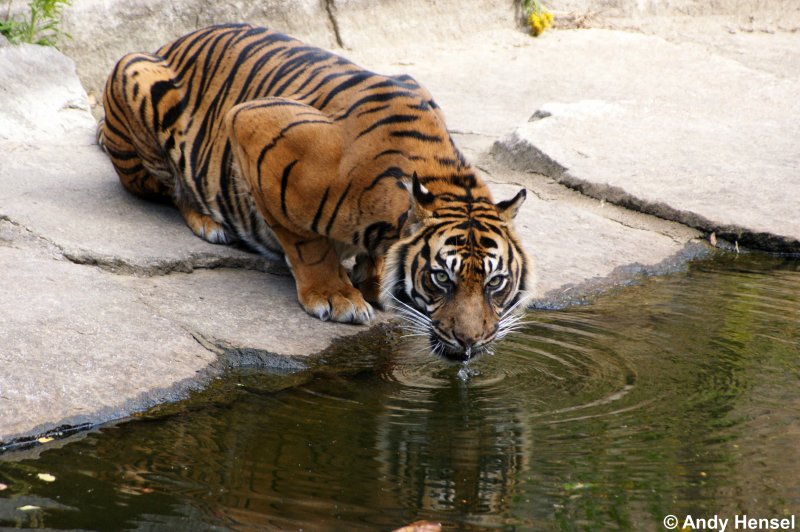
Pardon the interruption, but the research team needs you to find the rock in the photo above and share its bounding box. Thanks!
[488,29,800,252]
[58,0,338,101]
[58,0,522,99]
[0,43,94,143]
[0,241,218,442]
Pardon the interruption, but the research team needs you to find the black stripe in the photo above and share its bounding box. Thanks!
[365,167,406,191]
[373,149,406,160]
[296,71,351,102]
[104,148,139,161]
[357,104,390,118]
[334,90,416,121]
[389,130,443,143]
[294,64,330,94]
[161,98,185,130]
[310,187,330,233]
[259,48,331,97]
[360,77,418,92]
[111,162,146,176]
[435,157,459,166]
[356,114,419,139]
[316,71,374,109]
[363,221,392,253]
[280,159,300,216]
[324,182,352,235]
[480,236,497,249]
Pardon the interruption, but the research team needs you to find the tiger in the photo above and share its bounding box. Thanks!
[98,23,533,361]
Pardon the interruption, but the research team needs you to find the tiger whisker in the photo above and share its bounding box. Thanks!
[498,319,527,331]
[394,310,429,325]
[395,318,430,334]
[388,294,434,339]
[389,294,431,322]
[398,331,429,340]
[500,295,532,319]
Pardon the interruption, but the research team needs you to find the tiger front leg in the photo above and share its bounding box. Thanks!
[226,97,374,324]
[273,227,375,324]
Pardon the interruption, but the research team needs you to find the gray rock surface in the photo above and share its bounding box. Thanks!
[489,29,800,252]
[4,0,793,445]
[58,0,338,103]
[0,235,217,440]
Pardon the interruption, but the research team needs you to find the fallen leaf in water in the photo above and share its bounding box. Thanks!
[37,473,56,482]
[17,505,41,511]
[563,482,593,491]
[392,521,442,532]
[37,437,54,444]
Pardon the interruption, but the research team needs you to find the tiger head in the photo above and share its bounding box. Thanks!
[382,173,533,362]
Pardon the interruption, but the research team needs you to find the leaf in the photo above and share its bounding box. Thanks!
[393,522,442,532]
[562,482,592,491]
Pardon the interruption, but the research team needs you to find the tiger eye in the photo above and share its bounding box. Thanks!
[433,271,450,285]
[487,276,504,288]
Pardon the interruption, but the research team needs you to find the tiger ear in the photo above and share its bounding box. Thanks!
[495,188,527,222]
[408,171,435,222]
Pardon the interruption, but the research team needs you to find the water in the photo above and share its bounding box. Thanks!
[1,253,799,530]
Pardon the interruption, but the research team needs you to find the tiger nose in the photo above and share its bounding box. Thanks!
[454,331,480,349]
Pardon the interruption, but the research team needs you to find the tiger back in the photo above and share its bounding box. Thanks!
[99,23,533,361]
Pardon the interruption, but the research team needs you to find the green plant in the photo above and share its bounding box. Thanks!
[0,0,71,47]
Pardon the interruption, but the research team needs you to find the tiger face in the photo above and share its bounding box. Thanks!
[382,175,533,362]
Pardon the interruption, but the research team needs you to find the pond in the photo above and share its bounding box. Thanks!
[1,253,798,530]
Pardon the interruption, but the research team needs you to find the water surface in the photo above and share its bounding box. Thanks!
[1,253,798,530]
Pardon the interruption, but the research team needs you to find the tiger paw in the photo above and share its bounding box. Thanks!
[299,286,375,324]
[183,209,230,245]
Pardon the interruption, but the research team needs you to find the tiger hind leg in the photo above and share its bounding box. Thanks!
[97,116,173,203]
[101,52,230,245]
[101,53,180,203]
[175,195,232,245]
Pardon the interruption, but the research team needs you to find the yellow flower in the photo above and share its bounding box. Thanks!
[526,2,554,36]
[529,13,544,35]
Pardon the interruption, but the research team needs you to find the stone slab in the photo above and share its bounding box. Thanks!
[58,0,339,101]
[484,29,800,251]
[116,268,379,359]
[0,143,283,275]
[0,43,95,143]
[0,243,218,443]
